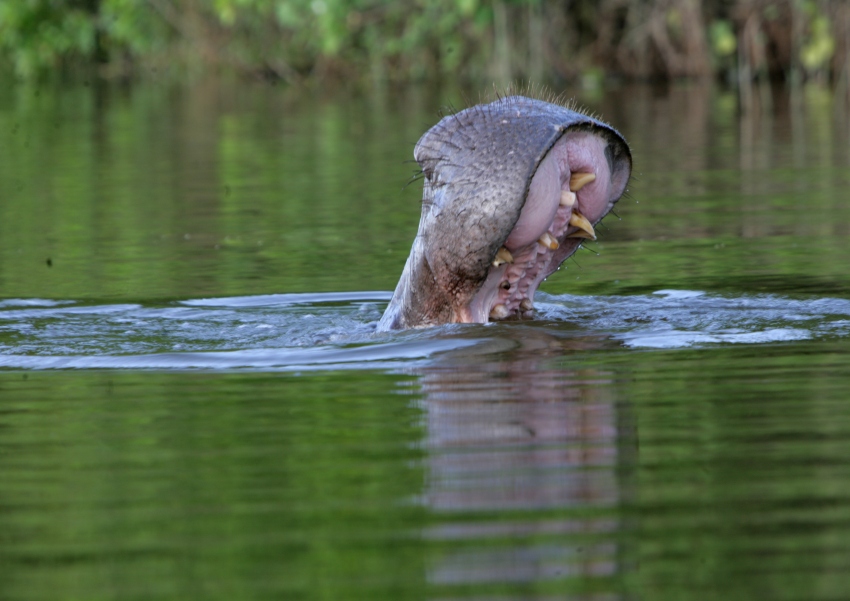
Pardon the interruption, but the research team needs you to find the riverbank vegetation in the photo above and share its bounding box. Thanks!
[0,0,848,87]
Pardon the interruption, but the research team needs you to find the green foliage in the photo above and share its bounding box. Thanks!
[0,0,94,77]
[709,19,736,59]
[0,0,168,77]
[0,0,847,82]
[100,0,168,55]
[801,2,835,73]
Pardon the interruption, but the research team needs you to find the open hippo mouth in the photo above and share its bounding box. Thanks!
[378,95,632,331]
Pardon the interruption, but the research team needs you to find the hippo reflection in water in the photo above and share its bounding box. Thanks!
[378,95,632,331]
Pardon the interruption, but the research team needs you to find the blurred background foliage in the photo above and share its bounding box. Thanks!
[0,0,848,87]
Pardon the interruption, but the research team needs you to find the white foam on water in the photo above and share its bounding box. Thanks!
[537,290,850,349]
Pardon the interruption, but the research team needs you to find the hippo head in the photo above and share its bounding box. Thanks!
[378,95,632,331]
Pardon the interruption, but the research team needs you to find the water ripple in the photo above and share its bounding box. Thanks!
[0,290,848,369]
[535,290,850,348]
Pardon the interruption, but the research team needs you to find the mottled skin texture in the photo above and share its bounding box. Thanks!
[378,96,632,331]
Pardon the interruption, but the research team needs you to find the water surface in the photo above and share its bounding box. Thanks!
[1,79,849,600]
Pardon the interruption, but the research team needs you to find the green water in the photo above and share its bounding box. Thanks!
[1,79,849,600]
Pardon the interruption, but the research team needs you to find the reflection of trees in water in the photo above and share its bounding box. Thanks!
[415,327,636,589]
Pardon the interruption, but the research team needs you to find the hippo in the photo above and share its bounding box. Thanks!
[378,95,632,331]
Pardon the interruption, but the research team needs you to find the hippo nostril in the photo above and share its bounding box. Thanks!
[570,171,596,191]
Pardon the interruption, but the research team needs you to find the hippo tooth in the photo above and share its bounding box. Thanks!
[570,172,596,191]
[567,211,596,240]
[560,190,576,207]
[491,246,514,267]
[538,232,560,250]
[520,298,533,312]
[490,304,510,320]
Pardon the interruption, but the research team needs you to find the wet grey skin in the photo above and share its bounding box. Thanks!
[378,95,632,331]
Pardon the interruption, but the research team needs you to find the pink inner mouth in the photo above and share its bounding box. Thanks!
[466,129,622,323]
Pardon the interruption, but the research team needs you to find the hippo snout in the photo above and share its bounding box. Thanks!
[378,95,632,331]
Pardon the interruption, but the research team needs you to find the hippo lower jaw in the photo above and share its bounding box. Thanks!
[378,96,632,331]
